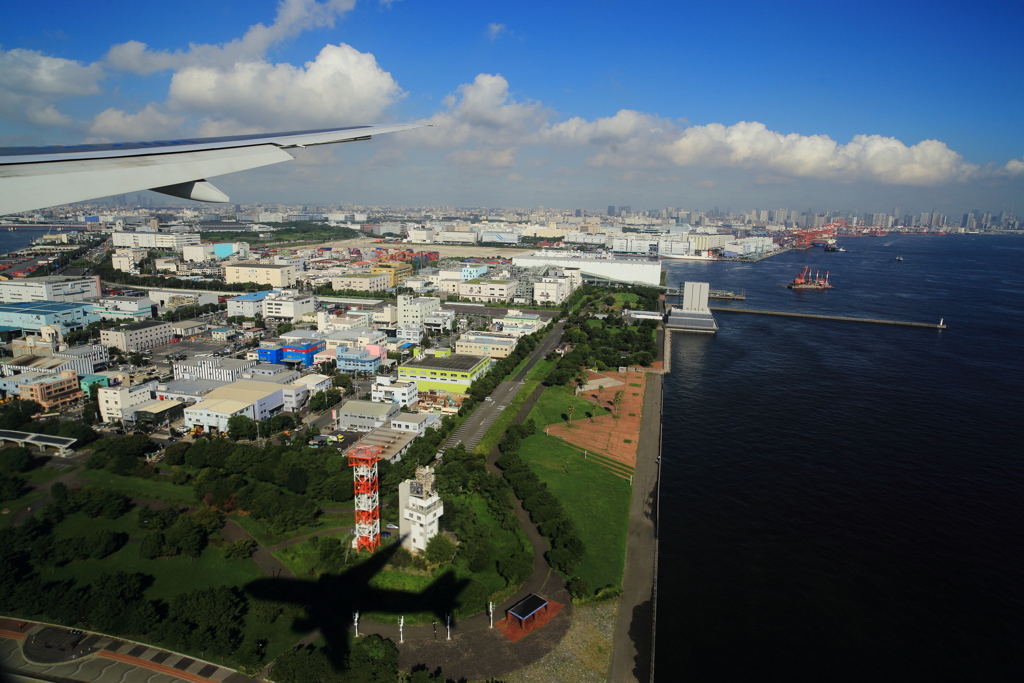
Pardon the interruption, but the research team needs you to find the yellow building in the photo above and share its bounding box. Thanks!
[370,261,414,288]
[224,263,296,288]
[330,272,390,292]
[397,353,489,393]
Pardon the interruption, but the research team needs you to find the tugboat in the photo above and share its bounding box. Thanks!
[824,238,846,252]
[787,265,833,290]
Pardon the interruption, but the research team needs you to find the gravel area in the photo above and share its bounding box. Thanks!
[501,600,618,683]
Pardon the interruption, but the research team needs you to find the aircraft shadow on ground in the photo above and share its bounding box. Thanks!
[245,540,471,670]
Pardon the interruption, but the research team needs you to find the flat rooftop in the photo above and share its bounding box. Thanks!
[353,427,416,461]
[402,354,486,371]
[338,400,398,417]
[2,355,69,371]
[0,301,92,315]
[114,320,170,332]
[157,378,229,395]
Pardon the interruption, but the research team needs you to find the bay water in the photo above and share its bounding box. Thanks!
[655,235,1024,681]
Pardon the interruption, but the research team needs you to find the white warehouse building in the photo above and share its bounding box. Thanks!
[511,253,663,286]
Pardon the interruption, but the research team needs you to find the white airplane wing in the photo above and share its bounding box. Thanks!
[0,123,422,214]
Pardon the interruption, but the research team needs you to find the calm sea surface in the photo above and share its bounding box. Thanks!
[0,228,78,256]
[654,235,1024,682]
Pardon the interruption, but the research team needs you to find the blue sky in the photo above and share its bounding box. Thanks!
[2,0,1023,214]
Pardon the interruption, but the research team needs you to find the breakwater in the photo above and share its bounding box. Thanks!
[709,307,946,329]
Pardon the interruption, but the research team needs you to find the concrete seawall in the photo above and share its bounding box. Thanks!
[608,373,663,682]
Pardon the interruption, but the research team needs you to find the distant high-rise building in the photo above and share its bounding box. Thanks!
[608,205,616,216]
[575,208,582,217]
[619,206,631,215]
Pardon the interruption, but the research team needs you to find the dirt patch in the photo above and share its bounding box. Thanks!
[502,600,618,683]
[546,370,647,468]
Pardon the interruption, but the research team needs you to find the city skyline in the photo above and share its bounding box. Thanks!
[2,0,1023,212]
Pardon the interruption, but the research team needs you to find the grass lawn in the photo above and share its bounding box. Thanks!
[20,465,73,484]
[42,509,306,671]
[272,531,352,578]
[527,385,610,428]
[49,529,267,602]
[525,358,555,382]
[78,468,196,505]
[0,490,46,528]
[517,433,631,591]
[54,510,141,539]
[473,379,540,455]
[232,512,351,548]
[613,292,639,309]
[364,494,528,625]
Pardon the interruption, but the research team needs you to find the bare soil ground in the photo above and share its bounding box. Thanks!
[501,600,618,683]
[546,370,647,469]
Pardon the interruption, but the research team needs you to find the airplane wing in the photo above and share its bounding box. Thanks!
[0,123,423,215]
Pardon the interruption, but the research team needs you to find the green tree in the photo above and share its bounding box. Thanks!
[424,534,457,565]
[139,532,165,559]
[224,538,257,559]
[227,415,257,441]
[0,447,32,474]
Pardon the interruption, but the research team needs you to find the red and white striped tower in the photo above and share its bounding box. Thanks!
[348,444,382,552]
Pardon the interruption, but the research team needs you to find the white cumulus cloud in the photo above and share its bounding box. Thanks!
[664,122,980,186]
[105,0,356,75]
[0,47,104,127]
[166,43,402,130]
[88,104,186,142]
[419,74,547,148]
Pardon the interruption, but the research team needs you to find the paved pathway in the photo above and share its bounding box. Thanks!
[607,373,662,683]
[0,618,255,683]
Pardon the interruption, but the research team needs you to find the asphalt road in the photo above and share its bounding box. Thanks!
[438,320,564,455]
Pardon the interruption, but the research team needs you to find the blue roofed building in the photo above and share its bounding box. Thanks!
[226,290,276,318]
[0,301,99,334]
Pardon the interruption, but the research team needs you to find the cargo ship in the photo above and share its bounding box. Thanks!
[787,265,833,290]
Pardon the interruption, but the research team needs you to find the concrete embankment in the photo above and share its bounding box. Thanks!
[608,373,663,683]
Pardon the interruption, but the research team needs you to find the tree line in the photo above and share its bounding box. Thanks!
[495,420,590,597]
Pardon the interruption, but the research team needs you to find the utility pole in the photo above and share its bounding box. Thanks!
[488,602,494,628]
[353,611,359,638]
[399,616,404,643]
[446,614,451,641]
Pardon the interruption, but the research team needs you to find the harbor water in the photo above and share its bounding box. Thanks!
[655,235,1024,681]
